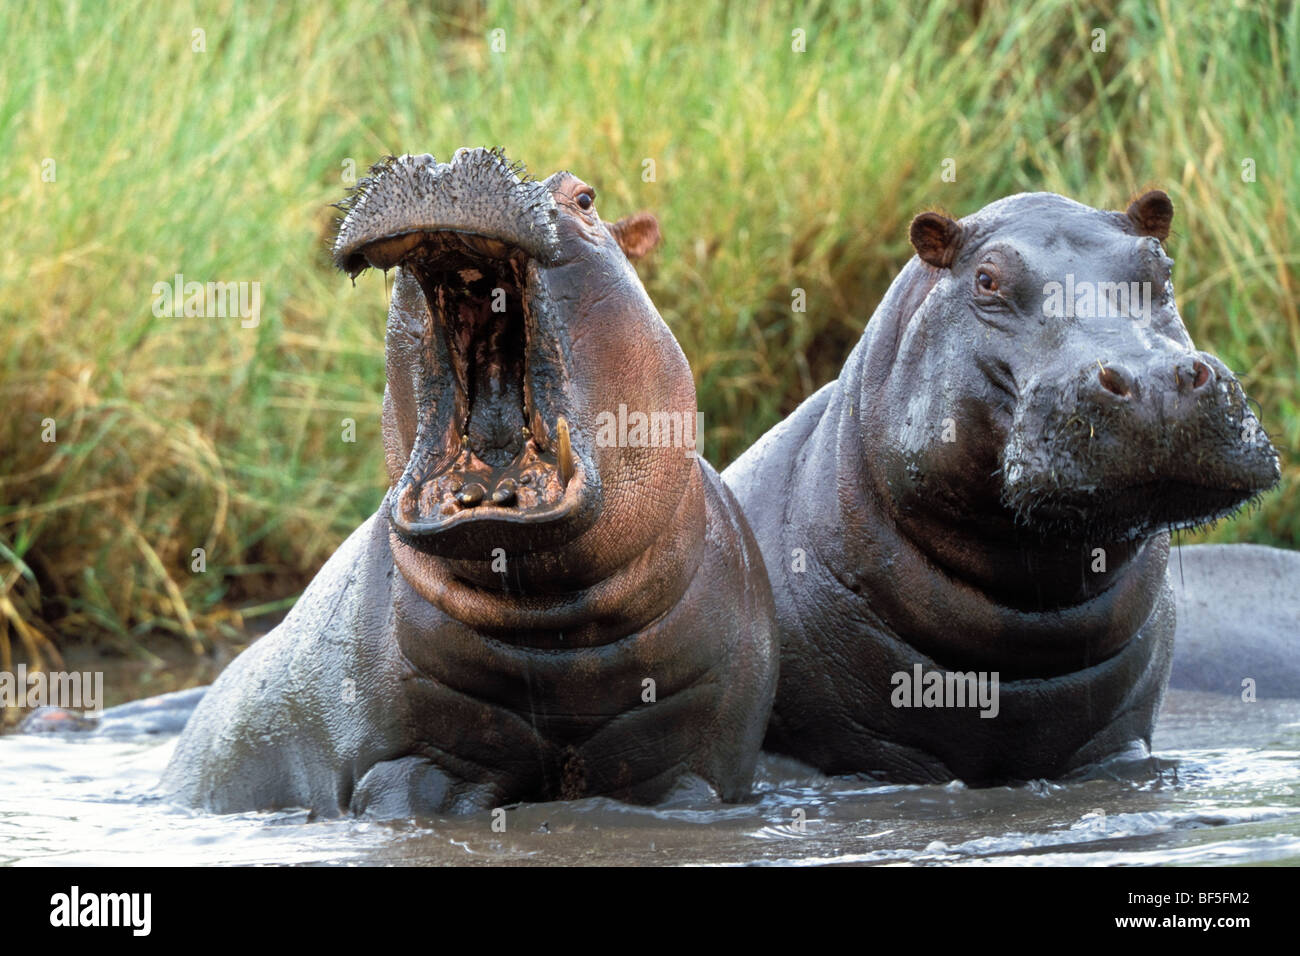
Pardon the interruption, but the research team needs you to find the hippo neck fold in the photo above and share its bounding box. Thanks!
[820,261,1169,678]
[388,464,707,648]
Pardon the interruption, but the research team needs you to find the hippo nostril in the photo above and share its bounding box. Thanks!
[1097,365,1131,398]
[455,482,486,507]
[1192,360,1211,390]
[491,478,518,506]
[1175,356,1215,393]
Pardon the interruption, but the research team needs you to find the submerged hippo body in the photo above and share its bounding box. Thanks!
[725,191,1279,784]
[1168,543,1300,698]
[163,149,777,816]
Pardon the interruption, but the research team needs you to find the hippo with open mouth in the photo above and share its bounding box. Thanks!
[161,148,777,816]
[724,190,1280,784]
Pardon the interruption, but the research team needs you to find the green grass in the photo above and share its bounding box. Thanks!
[1,0,1296,661]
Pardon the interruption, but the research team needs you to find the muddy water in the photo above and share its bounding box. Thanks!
[1,688,1298,866]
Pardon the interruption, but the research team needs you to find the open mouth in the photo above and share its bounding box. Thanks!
[330,149,606,554]
[387,231,584,537]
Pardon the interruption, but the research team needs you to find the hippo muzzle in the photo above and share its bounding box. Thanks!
[1003,348,1280,539]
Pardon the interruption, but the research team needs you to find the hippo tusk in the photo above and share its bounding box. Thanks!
[556,416,574,489]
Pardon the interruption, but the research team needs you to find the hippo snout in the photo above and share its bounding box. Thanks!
[1086,352,1217,408]
[332,148,562,278]
[1002,350,1278,538]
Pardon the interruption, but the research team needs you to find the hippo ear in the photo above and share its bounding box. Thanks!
[609,212,661,260]
[909,212,963,268]
[1126,190,1173,241]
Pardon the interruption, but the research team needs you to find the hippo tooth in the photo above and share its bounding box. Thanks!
[556,416,574,489]
[530,410,549,451]
[492,479,518,506]
[456,482,485,507]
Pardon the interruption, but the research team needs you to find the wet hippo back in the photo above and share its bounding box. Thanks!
[1168,544,1300,698]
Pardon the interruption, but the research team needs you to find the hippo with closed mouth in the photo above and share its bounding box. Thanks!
[724,190,1280,784]
[161,148,777,816]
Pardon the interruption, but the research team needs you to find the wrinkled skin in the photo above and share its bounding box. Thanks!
[725,191,1279,784]
[163,149,777,816]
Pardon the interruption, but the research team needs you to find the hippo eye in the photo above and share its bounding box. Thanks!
[576,189,595,210]
[976,269,999,294]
